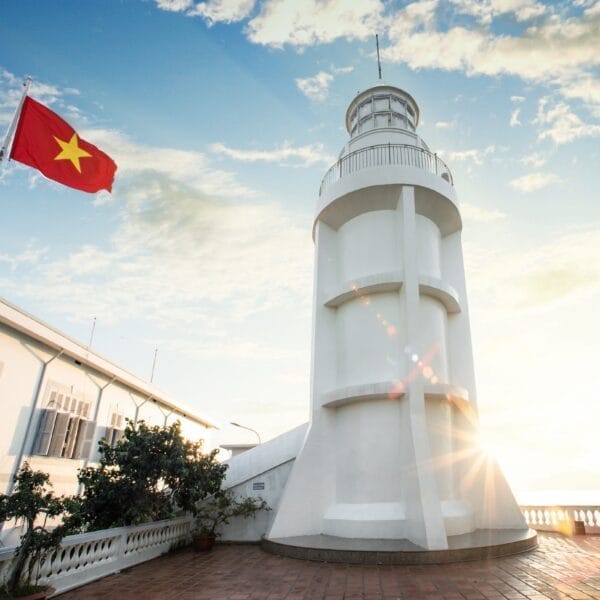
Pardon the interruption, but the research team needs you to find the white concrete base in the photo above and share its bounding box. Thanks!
[442,500,476,536]
[323,502,406,539]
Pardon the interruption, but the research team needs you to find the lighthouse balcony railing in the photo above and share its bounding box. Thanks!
[319,143,453,196]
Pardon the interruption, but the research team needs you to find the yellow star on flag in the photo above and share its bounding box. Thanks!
[53,133,92,173]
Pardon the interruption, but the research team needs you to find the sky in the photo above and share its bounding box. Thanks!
[0,0,599,500]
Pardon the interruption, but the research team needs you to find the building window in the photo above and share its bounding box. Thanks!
[103,411,125,448]
[33,384,95,460]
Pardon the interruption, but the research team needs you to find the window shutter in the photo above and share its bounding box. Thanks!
[112,429,124,446]
[48,412,69,457]
[102,427,115,446]
[103,426,115,446]
[47,390,57,408]
[32,409,57,455]
[63,416,81,458]
[77,420,96,459]
[72,419,87,458]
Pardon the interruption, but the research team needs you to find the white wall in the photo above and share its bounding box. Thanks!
[416,214,441,279]
[336,292,404,388]
[334,399,404,504]
[337,210,399,282]
[218,424,308,541]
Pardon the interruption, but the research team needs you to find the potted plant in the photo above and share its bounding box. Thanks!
[0,463,68,599]
[192,490,268,551]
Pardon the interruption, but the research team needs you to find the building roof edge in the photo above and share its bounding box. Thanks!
[0,297,219,430]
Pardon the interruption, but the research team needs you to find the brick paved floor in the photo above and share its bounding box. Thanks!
[57,532,600,600]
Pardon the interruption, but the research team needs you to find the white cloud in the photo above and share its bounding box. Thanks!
[460,202,507,223]
[510,95,526,103]
[434,120,456,129]
[296,66,354,102]
[383,1,600,112]
[155,0,255,23]
[0,243,48,271]
[509,171,563,192]
[156,0,193,10]
[333,66,354,75]
[520,152,546,168]
[558,75,600,118]
[2,177,313,329]
[534,97,600,145]
[155,0,384,45]
[190,0,255,24]
[246,0,384,47]
[439,145,495,165]
[448,0,547,24]
[510,107,521,127]
[465,226,600,311]
[80,128,254,197]
[0,69,80,126]
[386,5,598,81]
[210,141,334,167]
[295,71,334,103]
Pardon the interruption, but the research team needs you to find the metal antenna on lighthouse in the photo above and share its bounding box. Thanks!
[376,34,382,80]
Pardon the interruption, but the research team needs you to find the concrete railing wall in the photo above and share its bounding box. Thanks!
[521,505,600,535]
[0,516,192,597]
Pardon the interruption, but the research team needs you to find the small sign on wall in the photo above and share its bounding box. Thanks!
[252,481,265,491]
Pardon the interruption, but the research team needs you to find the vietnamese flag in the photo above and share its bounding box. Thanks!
[10,96,117,193]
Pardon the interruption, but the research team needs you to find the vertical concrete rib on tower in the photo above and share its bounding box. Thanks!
[265,84,535,558]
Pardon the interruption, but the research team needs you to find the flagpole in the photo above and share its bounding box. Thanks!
[0,76,32,163]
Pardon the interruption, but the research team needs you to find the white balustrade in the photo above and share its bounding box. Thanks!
[520,505,600,534]
[0,516,192,597]
[319,143,454,196]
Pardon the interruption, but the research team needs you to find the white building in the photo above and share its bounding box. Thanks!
[219,82,535,560]
[0,298,217,506]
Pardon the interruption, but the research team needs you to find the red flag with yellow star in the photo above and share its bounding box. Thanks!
[10,96,117,193]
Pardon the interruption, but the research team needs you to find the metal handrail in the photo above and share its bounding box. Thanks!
[319,143,453,196]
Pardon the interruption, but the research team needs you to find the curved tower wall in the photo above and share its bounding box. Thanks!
[267,83,527,549]
[337,210,399,281]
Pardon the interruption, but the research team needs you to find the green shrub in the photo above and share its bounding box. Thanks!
[66,420,226,531]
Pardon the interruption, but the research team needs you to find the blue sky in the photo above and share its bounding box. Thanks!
[1,0,599,497]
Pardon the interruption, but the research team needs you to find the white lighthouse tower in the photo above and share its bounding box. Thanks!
[265,82,535,560]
